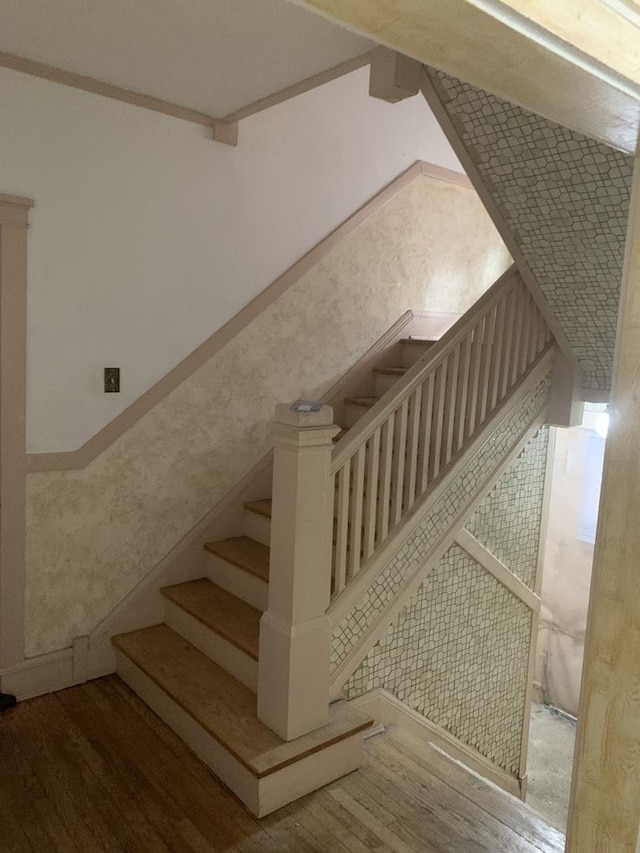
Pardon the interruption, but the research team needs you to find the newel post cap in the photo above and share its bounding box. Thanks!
[274,400,334,428]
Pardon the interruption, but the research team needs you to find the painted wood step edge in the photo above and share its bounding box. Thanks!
[344,396,379,408]
[204,537,269,582]
[372,366,409,375]
[161,579,260,661]
[112,625,373,779]
[244,499,272,519]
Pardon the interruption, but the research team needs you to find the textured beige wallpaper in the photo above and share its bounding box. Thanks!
[25,173,510,655]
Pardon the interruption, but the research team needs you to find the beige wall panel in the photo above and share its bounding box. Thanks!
[535,426,598,714]
[25,176,510,656]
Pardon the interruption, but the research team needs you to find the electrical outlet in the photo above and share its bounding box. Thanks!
[104,367,120,393]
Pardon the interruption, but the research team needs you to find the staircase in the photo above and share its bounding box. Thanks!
[111,327,433,817]
[112,263,557,817]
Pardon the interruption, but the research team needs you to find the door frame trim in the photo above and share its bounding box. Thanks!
[0,194,32,677]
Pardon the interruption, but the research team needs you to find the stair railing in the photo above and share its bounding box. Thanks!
[329,265,552,602]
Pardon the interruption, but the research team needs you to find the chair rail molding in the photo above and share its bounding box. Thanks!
[26,161,471,473]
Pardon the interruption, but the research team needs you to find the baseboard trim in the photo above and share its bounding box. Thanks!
[349,688,523,799]
[0,648,74,701]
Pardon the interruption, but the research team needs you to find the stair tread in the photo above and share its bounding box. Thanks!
[372,366,408,376]
[344,396,379,408]
[400,337,436,344]
[113,624,373,778]
[161,578,260,661]
[244,499,272,520]
[204,537,269,582]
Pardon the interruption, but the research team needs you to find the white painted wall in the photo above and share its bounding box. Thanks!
[0,64,461,452]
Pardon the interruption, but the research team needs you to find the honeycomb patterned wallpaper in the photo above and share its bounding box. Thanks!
[343,426,550,780]
[466,427,549,590]
[428,68,634,394]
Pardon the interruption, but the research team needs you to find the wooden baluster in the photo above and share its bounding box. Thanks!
[442,347,460,467]
[465,317,485,438]
[536,308,547,354]
[404,385,422,511]
[478,305,497,426]
[417,374,435,495]
[333,464,350,598]
[488,293,507,413]
[525,303,536,366]
[391,398,409,526]
[456,335,472,452]
[377,414,394,543]
[430,360,447,481]
[498,285,517,402]
[509,285,526,387]
[347,445,365,580]
[518,293,533,376]
[362,428,380,561]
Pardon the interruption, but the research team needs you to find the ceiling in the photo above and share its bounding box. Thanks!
[0,0,373,117]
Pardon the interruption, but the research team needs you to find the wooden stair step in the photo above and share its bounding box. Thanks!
[244,499,272,519]
[204,537,269,583]
[161,579,260,661]
[372,366,409,376]
[400,337,436,345]
[344,396,379,409]
[112,625,373,779]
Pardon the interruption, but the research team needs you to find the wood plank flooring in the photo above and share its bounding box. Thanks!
[0,675,564,852]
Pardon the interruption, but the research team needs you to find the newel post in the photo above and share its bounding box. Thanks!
[257,402,339,741]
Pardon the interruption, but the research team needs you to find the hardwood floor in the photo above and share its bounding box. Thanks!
[0,676,564,852]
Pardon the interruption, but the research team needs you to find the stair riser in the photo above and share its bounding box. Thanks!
[374,372,404,397]
[204,554,269,612]
[164,600,258,693]
[344,401,372,429]
[244,510,270,548]
[401,342,434,368]
[115,651,366,818]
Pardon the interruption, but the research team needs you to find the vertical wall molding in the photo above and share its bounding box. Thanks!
[0,194,33,684]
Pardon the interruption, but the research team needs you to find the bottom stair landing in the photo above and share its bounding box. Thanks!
[113,625,373,817]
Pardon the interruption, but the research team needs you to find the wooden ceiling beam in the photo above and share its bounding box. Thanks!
[295,0,640,153]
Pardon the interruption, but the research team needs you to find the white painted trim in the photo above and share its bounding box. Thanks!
[0,648,74,700]
[243,508,271,548]
[454,528,541,611]
[349,688,523,798]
